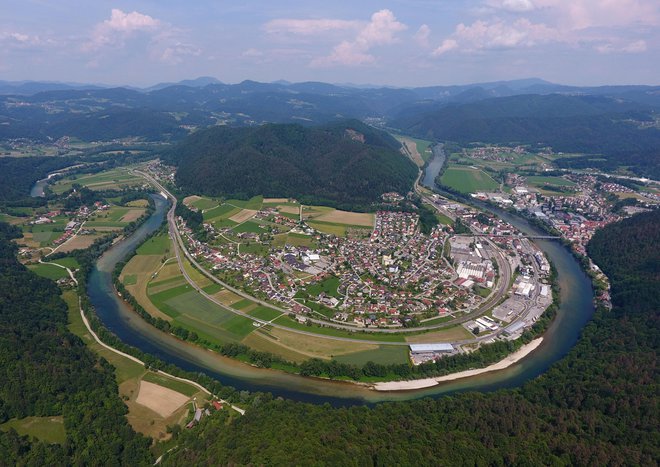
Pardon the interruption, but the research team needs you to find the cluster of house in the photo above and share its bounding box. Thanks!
[179,204,513,329]
[463,145,527,162]
[185,400,224,429]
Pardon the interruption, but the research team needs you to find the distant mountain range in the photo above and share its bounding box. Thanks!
[1,77,658,177]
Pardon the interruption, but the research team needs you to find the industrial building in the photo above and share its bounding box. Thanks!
[409,343,454,365]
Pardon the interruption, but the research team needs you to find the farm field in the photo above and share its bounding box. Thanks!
[28,262,70,280]
[51,168,144,194]
[311,209,374,227]
[405,325,473,343]
[394,135,434,162]
[440,165,499,193]
[50,256,80,269]
[525,175,577,187]
[63,290,206,439]
[56,233,105,253]
[136,232,171,255]
[86,206,145,228]
[450,151,552,172]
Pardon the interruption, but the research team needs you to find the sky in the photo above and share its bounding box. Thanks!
[1,0,658,87]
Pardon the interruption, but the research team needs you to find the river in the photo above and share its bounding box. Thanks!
[84,157,594,404]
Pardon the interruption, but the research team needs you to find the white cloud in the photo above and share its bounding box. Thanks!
[105,9,160,32]
[596,39,647,54]
[432,39,458,56]
[264,18,361,36]
[312,9,407,66]
[81,9,200,65]
[0,31,52,48]
[157,41,201,65]
[486,0,536,12]
[83,9,161,52]
[534,0,659,30]
[414,24,431,47]
[433,18,563,55]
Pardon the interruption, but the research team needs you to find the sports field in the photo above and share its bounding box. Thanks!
[525,176,577,188]
[440,165,499,193]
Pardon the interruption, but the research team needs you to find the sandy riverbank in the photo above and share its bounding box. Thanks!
[372,338,544,391]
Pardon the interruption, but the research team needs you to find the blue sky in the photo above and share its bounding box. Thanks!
[1,0,658,86]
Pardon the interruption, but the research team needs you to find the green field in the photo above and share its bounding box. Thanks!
[272,315,406,342]
[334,345,410,365]
[141,372,199,397]
[435,213,454,226]
[226,196,263,210]
[248,306,283,321]
[307,221,346,236]
[136,233,171,255]
[148,281,256,343]
[0,416,66,444]
[306,275,341,298]
[440,166,499,193]
[123,274,137,285]
[525,176,577,187]
[28,263,69,280]
[203,204,240,221]
[51,257,80,269]
[272,233,317,248]
[411,137,434,162]
[52,169,143,194]
[191,197,221,211]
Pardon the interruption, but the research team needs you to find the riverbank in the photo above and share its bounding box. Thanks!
[372,338,544,391]
[83,167,594,403]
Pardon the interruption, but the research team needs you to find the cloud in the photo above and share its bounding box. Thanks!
[432,39,458,56]
[81,9,200,65]
[105,9,160,32]
[83,9,161,52]
[242,48,264,58]
[157,41,201,64]
[0,31,53,48]
[312,9,407,66]
[433,18,562,55]
[596,39,647,54]
[486,0,536,12]
[534,0,659,30]
[414,24,431,47]
[264,18,361,36]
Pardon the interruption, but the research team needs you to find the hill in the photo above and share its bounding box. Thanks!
[392,94,660,178]
[163,120,417,210]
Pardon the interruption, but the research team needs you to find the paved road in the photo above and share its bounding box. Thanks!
[42,256,246,415]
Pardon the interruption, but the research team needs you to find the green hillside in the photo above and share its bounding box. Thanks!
[163,120,417,211]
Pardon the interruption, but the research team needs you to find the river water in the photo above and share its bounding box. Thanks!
[80,152,594,404]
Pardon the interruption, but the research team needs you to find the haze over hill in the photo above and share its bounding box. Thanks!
[2,78,658,178]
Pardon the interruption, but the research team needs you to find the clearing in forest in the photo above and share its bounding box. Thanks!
[135,381,189,418]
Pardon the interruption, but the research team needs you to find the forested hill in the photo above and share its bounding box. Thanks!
[163,120,418,210]
[163,210,659,465]
[0,223,152,464]
[393,94,660,178]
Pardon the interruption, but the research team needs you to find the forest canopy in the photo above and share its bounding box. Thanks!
[163,120,418,211]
